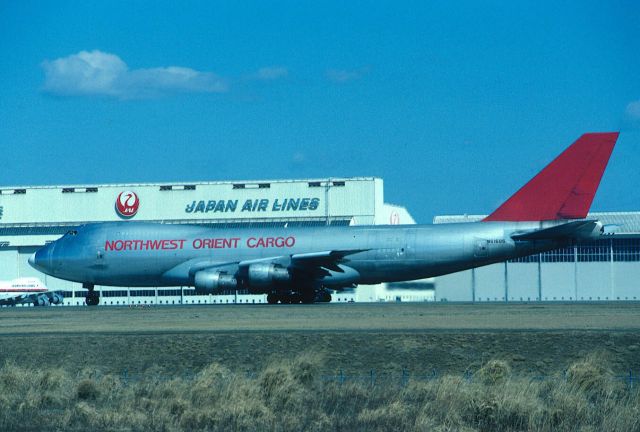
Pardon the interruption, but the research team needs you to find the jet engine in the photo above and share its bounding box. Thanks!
[194,270,238,294]
[50,293,64,305]
[247,263,290,288]
[35,294,50,306]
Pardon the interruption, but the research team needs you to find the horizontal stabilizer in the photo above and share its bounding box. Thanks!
[484,132,618,221]
[511,220,601,241]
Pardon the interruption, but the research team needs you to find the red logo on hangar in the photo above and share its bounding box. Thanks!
[115,191,140,218]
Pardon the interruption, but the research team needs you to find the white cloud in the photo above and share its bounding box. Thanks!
[252,66,288,81]
[42,50,228,99]
[326,67,370,83]
[626,100,640,120]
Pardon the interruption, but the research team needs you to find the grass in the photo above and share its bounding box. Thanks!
[1,353,639,431]
[2,331,639,378]
[1,304,639,430]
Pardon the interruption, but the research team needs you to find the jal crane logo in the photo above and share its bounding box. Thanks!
[115,191,140,219]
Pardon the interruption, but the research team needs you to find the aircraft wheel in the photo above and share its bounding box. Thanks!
[301,291,315,304]
[86,292,100,306]
[319,291,332,303]
[314,290,332,303]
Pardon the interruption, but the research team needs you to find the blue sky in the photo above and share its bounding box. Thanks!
[1,1,639,223]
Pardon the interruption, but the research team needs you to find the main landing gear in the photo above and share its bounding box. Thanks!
[266,289,332,304]
[84,283,100,306]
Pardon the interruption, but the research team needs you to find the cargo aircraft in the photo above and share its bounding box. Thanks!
[29,133,618,305]
[0,278,63,306]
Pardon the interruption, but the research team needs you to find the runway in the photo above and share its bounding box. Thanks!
[1,302,639,334]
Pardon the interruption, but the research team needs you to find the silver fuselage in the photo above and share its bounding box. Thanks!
[30,220,600,292]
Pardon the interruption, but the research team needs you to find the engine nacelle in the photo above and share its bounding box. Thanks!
[35,294,50,306]
[194,270,238,294]
[247,263,290,288]
[318,264,360,288]
[50,293,64,305]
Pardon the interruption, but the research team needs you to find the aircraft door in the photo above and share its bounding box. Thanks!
[473,238,489,258]
[92,229,107,267]
[404,229,417,260]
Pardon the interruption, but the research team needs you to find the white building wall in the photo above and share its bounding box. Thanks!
[474,264,505,301]
[45,276,76,292]
[17,247,39,278]
[541,263,575,301]
[376,203,416,226]
[355,285,378,302]
[612,263,640,300]
[0,249,17,280]
[506,262,539,301]
[576,263,612,300]
[434,270,472,301]
[435,256,640,303]
[0,177,380,225]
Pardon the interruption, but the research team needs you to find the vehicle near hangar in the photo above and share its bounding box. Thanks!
[29,133,619,305]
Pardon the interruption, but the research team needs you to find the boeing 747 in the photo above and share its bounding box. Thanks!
[29,133,619,305]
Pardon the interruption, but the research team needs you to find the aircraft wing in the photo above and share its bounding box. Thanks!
[511,220,602,241]
[230,249,367,271]
[289,250,368,272]
[163,249,367,288]
[0,291,64,306]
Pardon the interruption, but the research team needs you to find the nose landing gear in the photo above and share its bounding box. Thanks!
[84,283,100,306]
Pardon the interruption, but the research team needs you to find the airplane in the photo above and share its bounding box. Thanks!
[0,277,64,306]
[29,132,618,306]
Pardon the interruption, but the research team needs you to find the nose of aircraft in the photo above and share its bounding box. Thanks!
[28,248,50,273]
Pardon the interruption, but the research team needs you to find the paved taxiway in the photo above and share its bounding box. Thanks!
[1,302,639,335]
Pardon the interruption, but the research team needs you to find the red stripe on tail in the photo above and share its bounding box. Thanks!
[483,132,618,222]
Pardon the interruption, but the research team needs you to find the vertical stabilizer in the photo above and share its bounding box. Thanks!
[484,132,618,222]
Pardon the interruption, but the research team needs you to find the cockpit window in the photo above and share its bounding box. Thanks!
[66,230,78,236]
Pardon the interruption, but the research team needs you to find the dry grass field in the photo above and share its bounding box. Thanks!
[1,303,639,375]
[1,303,639,431]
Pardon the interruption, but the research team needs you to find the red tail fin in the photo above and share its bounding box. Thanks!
[483,132,618,222]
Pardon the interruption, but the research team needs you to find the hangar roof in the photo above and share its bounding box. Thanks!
[0,177,378,191]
